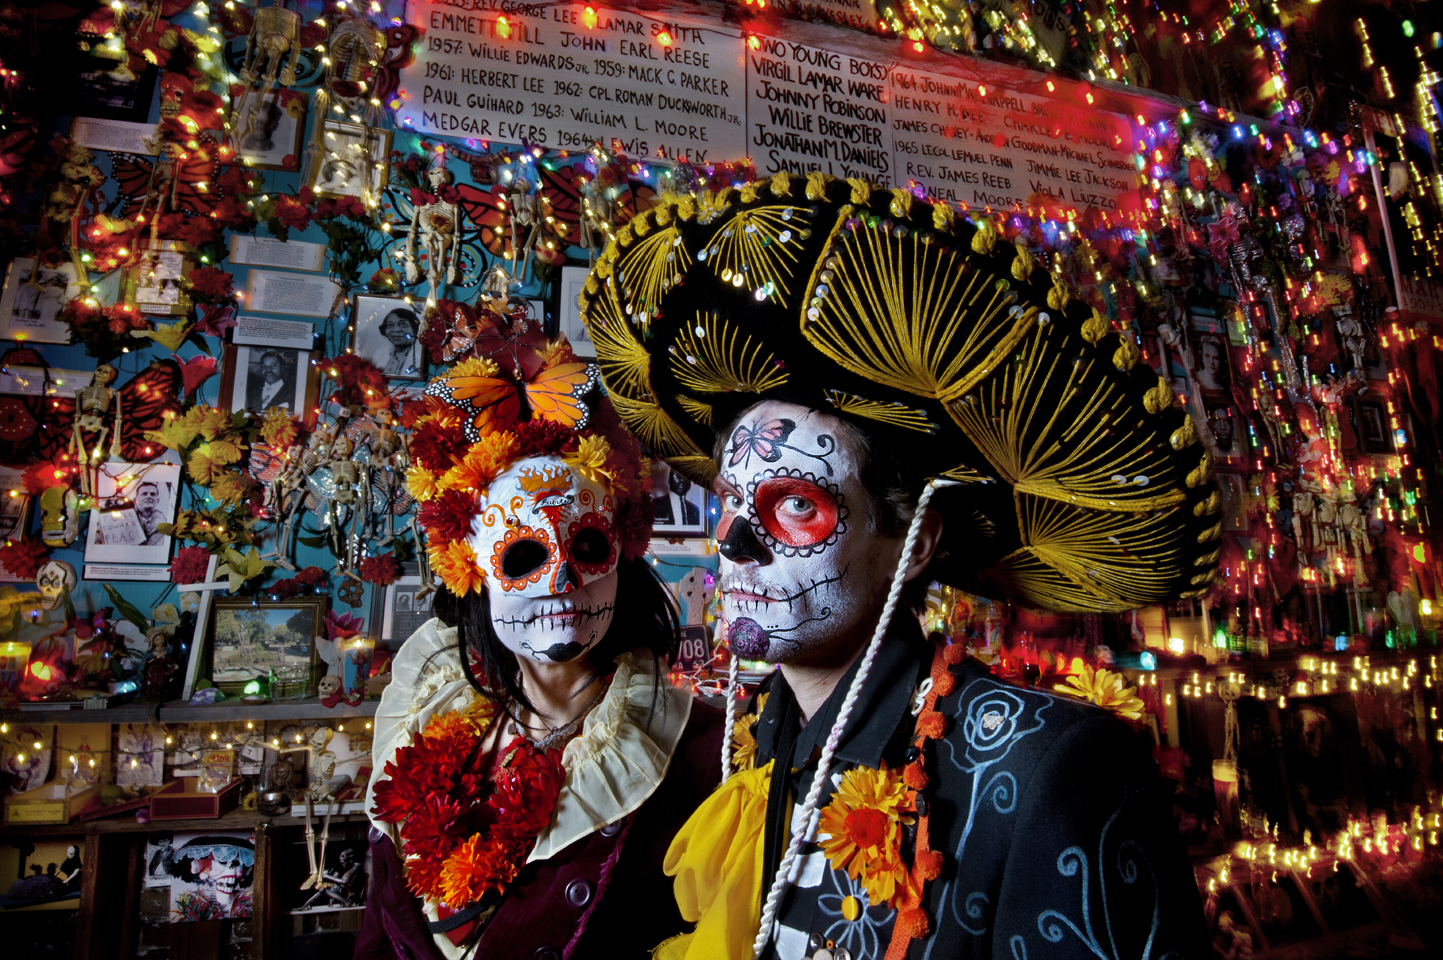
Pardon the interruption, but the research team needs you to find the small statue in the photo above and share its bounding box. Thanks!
[404,157,462,306]
[579,172,615,263]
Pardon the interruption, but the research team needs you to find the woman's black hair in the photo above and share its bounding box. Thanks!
[432,555,681,718]
[381,308,421,336]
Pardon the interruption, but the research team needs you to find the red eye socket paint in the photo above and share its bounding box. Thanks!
[753,477,839,548]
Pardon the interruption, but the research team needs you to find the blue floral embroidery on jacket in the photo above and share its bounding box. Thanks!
[1008,804,1182,960]
[924,682,1051,954]
[816,865,891,958]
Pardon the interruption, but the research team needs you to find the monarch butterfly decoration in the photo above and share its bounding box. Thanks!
[107,135,222,218]
[34,359,185,464]
[424,360,601,442]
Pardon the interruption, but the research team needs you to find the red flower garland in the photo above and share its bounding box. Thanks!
[371,698,567,909]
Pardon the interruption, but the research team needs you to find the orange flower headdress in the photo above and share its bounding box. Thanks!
[407,305,653,596]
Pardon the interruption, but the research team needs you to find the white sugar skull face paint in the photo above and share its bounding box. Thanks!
[468,455,620,663]
[715,400,900,664]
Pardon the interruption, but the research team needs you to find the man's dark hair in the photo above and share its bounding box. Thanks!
[715,403,936,612]
[433,555,681,717]
[260,351,283,366]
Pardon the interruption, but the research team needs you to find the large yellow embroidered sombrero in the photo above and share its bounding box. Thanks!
[578,173,1220,613]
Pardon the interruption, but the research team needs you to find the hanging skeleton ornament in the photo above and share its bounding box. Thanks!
[232,0,304,147]
[403,158,462,306]
[39,142,104,281]
[71,365,118,496]
[304,12,387,189]
[578,172,615,263]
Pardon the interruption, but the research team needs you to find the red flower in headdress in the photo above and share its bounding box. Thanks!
[418,489,482,545]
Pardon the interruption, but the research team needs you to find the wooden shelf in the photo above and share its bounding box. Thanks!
[0,807,370,838]
[0,697,379,725]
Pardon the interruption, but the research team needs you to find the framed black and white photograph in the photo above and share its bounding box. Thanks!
[83,462,181,565]
[352,295,424,380]
[224,344,311,416]
[650,459,709,537]
[207,596,326,693]
[73,63,158,122]
[1355,399,1395,455]
[1191,333,1232,394]
[232,87,307,172]
[373,563,438,642]
[0,257,80,343]
[310,122,392,200]
[556,264,594,358]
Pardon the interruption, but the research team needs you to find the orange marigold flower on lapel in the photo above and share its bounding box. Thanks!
[817,763,915,909]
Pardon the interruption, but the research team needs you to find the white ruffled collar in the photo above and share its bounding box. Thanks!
[367,617,693,863]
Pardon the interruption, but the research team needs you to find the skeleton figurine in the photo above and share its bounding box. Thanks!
[505,175,542,283]
[403,158,462,305]
[71,365,117,495]
[40,142,104,281]
[579,172,615,263]
[305,12,387,189]
[232,0,303,148]
[1334,307,1367,373]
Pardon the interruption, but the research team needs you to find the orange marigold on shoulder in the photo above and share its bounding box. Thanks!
[817,764,915,910]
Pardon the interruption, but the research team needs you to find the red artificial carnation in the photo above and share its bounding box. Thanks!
[359,551,401,586]
[399,793,467,858]
[418,489,482,545]
[180,88,225,131]
[316,196,366,221]
[209,196,255,230]
[515,419,578,458]
[217,164,259,198]
[23,460,75,494]
[614,495,654,561]
[410,415,471,475]
[169,545,212,584]
[188,265,234,299]
[323,355,390,412]
[159,212,223,249]
[273,193,313,231]
[0,538,49,579]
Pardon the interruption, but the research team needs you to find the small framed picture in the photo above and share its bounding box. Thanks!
[650,459,709,537]
[83,461,182,565]
[125,240,192,316]
[372,562,439,642]
[1192,333,1232,394]
[222,344,313,416]
[310,121,392,200]
[352,295,425,380]
[1354,399,1395,455]
[0,257,80,343]
[232,87,307,171]
[207,596,327,693]
[556,264,595,358]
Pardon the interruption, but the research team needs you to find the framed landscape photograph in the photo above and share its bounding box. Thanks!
[207,596,326,693]
[352,295,424,380]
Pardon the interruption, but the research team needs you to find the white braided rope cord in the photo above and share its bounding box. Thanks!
[749,478,952,958]
[721,649,741,785]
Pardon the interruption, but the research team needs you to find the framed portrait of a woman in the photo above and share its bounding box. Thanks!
[352,295,425,380]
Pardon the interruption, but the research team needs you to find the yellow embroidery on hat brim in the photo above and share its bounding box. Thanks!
[823,388,938,434]
[608,391,704,459]
[669,312,789,395]
[698,205,806,302]
[799,206,1036,405]
[584,284,653,401]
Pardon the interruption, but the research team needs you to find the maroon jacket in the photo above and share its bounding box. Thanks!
[356,700,724,960]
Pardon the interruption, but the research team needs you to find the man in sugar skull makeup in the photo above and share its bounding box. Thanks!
[358,317,722,960]
[580,174,1213,959]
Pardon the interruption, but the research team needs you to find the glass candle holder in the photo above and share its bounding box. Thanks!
[269,663,310,701]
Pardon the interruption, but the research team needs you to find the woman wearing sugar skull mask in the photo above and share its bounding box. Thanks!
[357,327,723,960]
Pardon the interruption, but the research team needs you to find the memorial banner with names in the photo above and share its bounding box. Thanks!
[397,0,1140,213]
[397,0,747,164]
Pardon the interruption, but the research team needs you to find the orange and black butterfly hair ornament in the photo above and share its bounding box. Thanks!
[405,300,655,597]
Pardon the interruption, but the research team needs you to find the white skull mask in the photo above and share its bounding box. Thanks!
[716,401,903,664]
[36,561,77,611]
[467,455,620,664]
